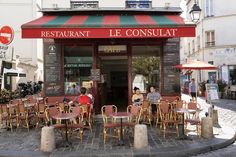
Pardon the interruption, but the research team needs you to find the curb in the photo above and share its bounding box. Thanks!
[0,124,235,157]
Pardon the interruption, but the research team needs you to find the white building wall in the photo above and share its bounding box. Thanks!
[180,0,236,83]
[0,0,40,90]
[41,0,181,8]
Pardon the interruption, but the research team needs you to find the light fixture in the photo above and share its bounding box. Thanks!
[189,0,201,23]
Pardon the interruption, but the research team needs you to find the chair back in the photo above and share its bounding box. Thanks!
[127,105,142,123]
[101,105,117,123]
[36,102,46,113]
[187,102,197,110]
[71,106,83,122]
[159,101,170,114]
[47,107,60,118]
[102,105,117,116]
[127,105,140,115]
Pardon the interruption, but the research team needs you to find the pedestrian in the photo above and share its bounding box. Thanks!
[189,78,197,100]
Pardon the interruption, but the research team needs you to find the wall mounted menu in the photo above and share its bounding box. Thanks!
[162,38,180,95]
[44,42,62,96]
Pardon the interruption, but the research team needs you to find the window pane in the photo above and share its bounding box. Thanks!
[132,46,160,93]
[64,46,93,95]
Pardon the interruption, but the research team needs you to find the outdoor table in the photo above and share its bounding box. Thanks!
[173,108,195,140]
[111,112,132,146]
[52,113,78,147]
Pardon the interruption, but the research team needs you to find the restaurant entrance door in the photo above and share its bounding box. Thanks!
[98,55,128,111]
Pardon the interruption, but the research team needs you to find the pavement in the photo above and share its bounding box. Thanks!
[0,94,235,157]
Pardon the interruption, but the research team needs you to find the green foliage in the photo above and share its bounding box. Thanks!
[217,80,227,92]
[132,56,160,77]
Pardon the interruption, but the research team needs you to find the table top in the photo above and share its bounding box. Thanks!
[52,113,78,120]
[110,112,132,118]
[173,108,201,114]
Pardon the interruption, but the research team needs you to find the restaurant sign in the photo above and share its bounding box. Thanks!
[98,45,127,54]
[22,27,195,38]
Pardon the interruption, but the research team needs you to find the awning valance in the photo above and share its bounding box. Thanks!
[21,15,195,38]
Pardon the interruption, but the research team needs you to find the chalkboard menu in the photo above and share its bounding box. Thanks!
[162,38,180,95]
[44,43,62,96]
[205,83,219,101]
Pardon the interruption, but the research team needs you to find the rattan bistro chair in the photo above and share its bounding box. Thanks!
[101,105,120,144]
[140,100,151,125]
[185,102,201,136]
[159,100,179,138]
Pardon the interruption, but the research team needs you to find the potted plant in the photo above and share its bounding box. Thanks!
[198,81,206,96]
[217,80,227,98]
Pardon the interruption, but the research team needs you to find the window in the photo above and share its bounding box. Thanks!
[64,46,93,95]
[132,46,160,93]
[126,0,152,9]
[205,0,214,17]
[192,40,195,53]
[197,36,200,51]
[205,31,215,47]
[208,61,214,65]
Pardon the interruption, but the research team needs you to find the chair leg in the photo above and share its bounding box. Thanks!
[103,128,106,144]
[80,129,83,142]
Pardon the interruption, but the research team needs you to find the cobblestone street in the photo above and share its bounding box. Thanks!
[0,95,235,157]
[190,98,236,157]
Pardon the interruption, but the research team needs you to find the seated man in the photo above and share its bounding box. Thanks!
[69,87,92,112]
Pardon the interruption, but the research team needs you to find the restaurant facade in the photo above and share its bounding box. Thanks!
[21,1,195,113]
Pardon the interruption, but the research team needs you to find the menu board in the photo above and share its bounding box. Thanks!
[162,39,180,95]
[205,83,219,101]
[44,42,62,96]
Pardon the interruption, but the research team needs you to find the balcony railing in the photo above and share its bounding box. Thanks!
[125,1,152,9]
[71,1,99,9]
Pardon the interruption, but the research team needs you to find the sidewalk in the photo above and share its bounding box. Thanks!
[0,95,235,157]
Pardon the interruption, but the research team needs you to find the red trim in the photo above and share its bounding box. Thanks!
[165,15,185,24]
[102,15,120,26]
[63,15,88,26]
[22,27,195,38]
[134,15,157,25]
[23,16,57,26]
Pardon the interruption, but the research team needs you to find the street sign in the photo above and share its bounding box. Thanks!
[0,26,14,45]
[90,69,100,81]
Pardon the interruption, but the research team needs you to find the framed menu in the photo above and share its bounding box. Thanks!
[162,38,180,95]
[44,42,62,96]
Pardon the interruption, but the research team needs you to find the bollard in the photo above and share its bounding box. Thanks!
[134,124,148,149]
[41,126,55,152]
[212,109,218,125]
[201,117,213,139]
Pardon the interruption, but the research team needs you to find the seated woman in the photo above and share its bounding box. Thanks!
[132,87,144,106]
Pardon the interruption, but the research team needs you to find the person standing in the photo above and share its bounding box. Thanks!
[189,78,197,99]
[147,86,161,123]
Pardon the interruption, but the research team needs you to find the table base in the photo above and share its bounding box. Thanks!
[176,134,192,140]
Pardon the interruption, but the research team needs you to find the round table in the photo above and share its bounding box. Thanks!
[111,112,132,146]
[52,113,78,147]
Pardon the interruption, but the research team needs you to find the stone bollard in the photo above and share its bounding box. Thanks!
[201,117,214,139]
[134,124,148,149]
[41,126,55,152]
[212,109,218,125]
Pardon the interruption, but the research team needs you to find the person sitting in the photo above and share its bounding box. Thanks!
[69,87,92,111]
[69,84,79,95]
[147,85,161,123]
[132,87,144,106]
